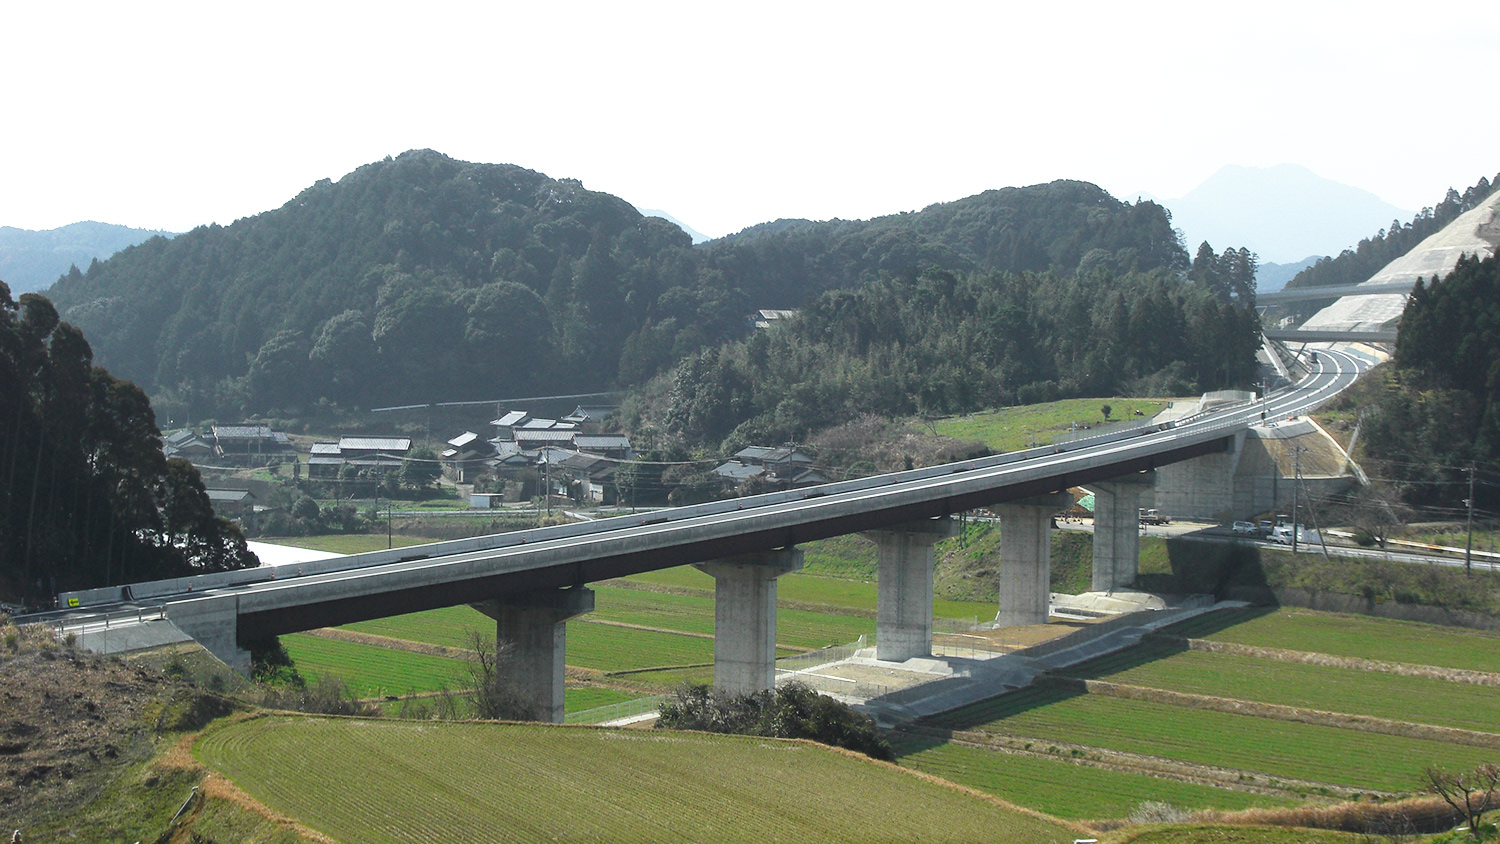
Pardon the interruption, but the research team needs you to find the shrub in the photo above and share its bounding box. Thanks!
[658,682,893,760]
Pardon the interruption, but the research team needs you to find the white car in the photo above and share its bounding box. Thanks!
[1231,521,1257,535]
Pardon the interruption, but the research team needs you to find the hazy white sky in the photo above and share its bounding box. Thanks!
[3,1,1496,237]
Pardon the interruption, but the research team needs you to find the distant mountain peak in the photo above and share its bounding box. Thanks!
[1138,164,1414,265]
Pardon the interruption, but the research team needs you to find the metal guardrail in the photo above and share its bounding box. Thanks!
[565,694,667,724]
[47,604,168,639]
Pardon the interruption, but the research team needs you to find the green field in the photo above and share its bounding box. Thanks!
[892,740,1298,821]
[196,715,1080,844]
[282,633,468,699]
[1065,642,1500,733]
[923,685,1493,794]
[933,397,1172,452]
[1165,606,1500,674]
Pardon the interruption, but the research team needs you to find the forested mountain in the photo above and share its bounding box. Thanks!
[42,151,1198,420]
[1,285,254,603]
[0,221,173,294]
[704,181,1186,308]
[1285,173,1498,291]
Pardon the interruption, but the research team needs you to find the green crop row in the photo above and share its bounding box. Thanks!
[196,716,1077,843]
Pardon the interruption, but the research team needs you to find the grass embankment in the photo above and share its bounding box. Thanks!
[195,715,1083,844]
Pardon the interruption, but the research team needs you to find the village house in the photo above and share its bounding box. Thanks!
[211,425,293,464]
[713,445,827,490]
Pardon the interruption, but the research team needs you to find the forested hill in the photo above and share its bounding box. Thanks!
[42,150,1193,419]
[701,181,1186,307]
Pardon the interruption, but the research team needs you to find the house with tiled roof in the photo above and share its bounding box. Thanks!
[713,445,826,490]
[442,431,494,482]
[211,425,293,463]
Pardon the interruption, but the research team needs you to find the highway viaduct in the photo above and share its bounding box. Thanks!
[58,349,1368,722]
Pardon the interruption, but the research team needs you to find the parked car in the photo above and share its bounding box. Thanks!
[1232,521,1257,535]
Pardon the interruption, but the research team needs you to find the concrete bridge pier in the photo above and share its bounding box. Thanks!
[1091,471,1155,592]
[996,493,1073,627]
[473,587,595,723]
[864,517,960,662]
[696,549,804,696]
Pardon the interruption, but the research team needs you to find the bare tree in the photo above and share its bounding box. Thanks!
[1336,482,1410,550]
[1425,763,1500,839]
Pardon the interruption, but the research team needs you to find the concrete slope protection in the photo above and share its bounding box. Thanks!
[1301,193,1500,333]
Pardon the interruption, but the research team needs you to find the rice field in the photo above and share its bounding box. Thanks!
[281,633,468,699]
[196,715,1080,844]
[1164,606,1500,674]
[921,686,1494,794]
[1064,642,1500,734]
[891,740,1298,821]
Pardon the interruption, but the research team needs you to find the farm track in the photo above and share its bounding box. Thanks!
[1160,634,1500,686]
[897,725,1397,801]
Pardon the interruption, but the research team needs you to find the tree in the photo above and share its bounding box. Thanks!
[1101,404,1113,421]
[1,285,254,603]
[1425,763,1500,839]
[656,682,892,760]
[401,446,442,489]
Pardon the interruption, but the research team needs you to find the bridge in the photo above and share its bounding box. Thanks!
[54,349,1368,721]
[1256,280,1416,305]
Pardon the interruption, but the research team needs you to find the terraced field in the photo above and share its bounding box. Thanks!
[890,740,1299,821]
[921,685,1492,793]
[897,606,1500,815]
[196,715,1081,843]
[1066,641,1500,733]
[1167,606,1500,673]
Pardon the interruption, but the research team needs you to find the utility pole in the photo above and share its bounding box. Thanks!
[1466,464,1476,575]
[387,499,393,550]
[1291,446,1304,554]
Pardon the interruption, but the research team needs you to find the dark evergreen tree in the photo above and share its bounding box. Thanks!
[0,284,254,605]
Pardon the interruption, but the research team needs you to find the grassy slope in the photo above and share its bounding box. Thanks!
[196,715,1082,844]
[933,397,1172,452]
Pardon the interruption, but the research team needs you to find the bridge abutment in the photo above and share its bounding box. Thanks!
[167,594,250,674]
[996,493,1072,627]
[473,587,595,723]
[1091,472,1154,592]
[696,549,804,696]
[864,517,959,662]
[1153,430,1245,522]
